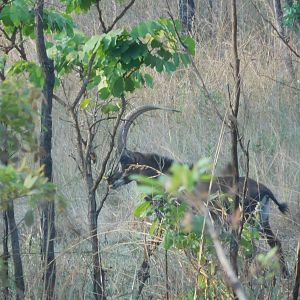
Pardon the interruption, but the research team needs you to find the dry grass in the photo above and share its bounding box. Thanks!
[6,0,299,299]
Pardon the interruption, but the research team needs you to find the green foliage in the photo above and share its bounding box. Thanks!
[133,158,212,254]
[0,0,33,30]
[165,158,212,193]
[80,98,92,109]
[1,0,194,112]
[240,223,260,258]
[256,247,279,269]
[0,79,58,219]
[47,31,88,77]
[0,0,75,37]
[62,0,97,14]
[7,61,45,88]
[43,10,74,36]
[134,201,151,218]
[0,162,55,209]
[0,80,39,158]
[133,157,283,296]
[47,18,194,100]
[284,1,300,32]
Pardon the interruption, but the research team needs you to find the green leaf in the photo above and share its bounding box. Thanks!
[151,39,162,48]
[124,78,135,92]
[192,214,205,235]
[101,103,120,114]
[144,74,153,88]
[102,35,112,50]
[131,22,149,39]
[24,174,38,189]
[80,98,91,109]
[99,87,111,99]
[134,201,151,218]
[83,35,103,54]
[155,59,164,73]
[163,230,174,250]
[7,61,44,88]
[164,61,176,73]
[149,219,158,235]
[180,53,190,66]
[111,76,125,97]
[181,36,196,55]
[44,10,74,35]
[24,209,34,227]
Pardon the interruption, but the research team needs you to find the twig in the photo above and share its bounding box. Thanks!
[186,193,248,300]
[106,0,136,33]
[165,0,227,126]
[96,186,110,218]
[251,1,300,59]
[293,241,300,300]
[96,0,136,33]
[165,249,169,300]
[71,52,96,110]
[95,0,107,33]
[92,96,127,193]
[53,94,68,108]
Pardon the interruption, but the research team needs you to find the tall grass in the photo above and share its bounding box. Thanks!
[10,0,299,298]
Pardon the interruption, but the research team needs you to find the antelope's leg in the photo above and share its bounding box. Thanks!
[261,222,289,277]
[259,196,289,277]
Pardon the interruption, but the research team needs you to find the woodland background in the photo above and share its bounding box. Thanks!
[0,0,299,299]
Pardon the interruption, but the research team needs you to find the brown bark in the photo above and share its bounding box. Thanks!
[0,125,24,299]
[86,164,106,299]
[1,211,9,299]
[293,241,300,300]
[35,0,56,298]
[6,201,25,300]
[179,0,195,34]
[229,0,241,278]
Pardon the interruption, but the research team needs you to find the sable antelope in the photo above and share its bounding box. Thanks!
[108,105,289,276]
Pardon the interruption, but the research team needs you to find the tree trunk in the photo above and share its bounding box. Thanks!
[1,211,9,300]
[2,211,9,299]
[293,241,300,300]
[179,0,195,34]
[1,138,24,299]
[133,259,150,300]
[229,0,241,278]
[208,0,213,38]
[6,201,25,299]
[273,0,296,80]
[86,165,106,300]
[35,0,56,298]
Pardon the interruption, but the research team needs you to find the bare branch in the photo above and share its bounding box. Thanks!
[186,194,248,300]
[251,1,300,59]
[106,0,136,33]
[293,241,300,300]
[53,94,68,108]
[70,108,85,174]
[95,0,136,33]
[96,186,110,218]
[165,1,227,126]
[71,52,96,110]
[92,96,127,192]
[95,0,108,33]
[90,116,119,130]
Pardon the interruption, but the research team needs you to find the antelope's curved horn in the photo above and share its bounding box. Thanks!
[117,105,180,155]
